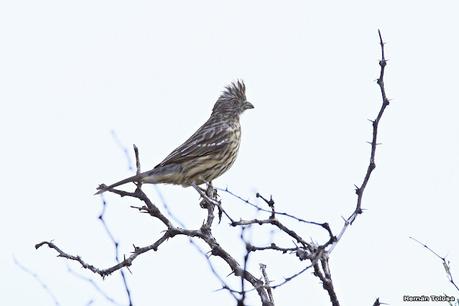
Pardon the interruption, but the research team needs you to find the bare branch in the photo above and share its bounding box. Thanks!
[313,256,340,306]
[14,256,61,306]
[259,264,275,305]
[67,266,125,306]
[231,218,312,250]
[219,187,331,228]
[98,196,133,305]
[248,243,297,254]
[111,130,134,171]
[37,146,273,305]
[270,264,313,290]
[410,237,459,292]
[35,232,171,278]
[188,240,241,302]
[329,29,390,254]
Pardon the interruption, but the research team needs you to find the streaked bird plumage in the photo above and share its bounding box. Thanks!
[96,80,253,195]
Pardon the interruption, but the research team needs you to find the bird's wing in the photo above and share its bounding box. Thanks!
[155,120,232,168]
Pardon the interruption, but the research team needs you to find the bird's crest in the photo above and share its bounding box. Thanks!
[219,80,246,103]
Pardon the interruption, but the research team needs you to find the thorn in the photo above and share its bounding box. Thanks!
[355,187,360,195]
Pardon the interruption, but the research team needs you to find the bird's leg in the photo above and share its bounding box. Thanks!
[197,186,207,194]
[205,181,223,223]
[192,182,220,209]
[205,181,219,199]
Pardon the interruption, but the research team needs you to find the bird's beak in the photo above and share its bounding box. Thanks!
[244,101,254,110]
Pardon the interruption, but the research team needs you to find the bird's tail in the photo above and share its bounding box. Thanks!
[95,173,147,195]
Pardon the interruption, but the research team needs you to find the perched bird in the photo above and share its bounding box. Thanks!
[95,80,253,195]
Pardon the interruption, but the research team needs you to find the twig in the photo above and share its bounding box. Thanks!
[256,193,275,219]
[239,227,250,306]
[410,237,459,292]
[231,218,311,250]
[188,241,241,301]
[270,264,313,290]
[219,187,330,227]
[133,144,141,175]
[259,264,275,305]
[67,266,125,306]
[221,187,337,248]
[35,231,172,278]
[13,256,61,306]
[248,243,297,254]
[153,185,188,227]
[98,196,133,305]
[111,130,133,171]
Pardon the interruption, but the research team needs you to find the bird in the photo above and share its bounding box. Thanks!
[95,80,254,195]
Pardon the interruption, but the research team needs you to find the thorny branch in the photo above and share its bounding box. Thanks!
[36,145,273,306]
[410,237,459,292]
[330,29,390,253]
[222,29,391,306]
[36,30,390,306]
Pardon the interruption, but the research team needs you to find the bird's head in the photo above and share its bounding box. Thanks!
[212,80,254,117]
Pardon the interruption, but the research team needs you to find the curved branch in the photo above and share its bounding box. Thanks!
[329,29,390,254]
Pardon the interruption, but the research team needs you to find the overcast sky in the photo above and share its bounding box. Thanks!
[2,1,459,305]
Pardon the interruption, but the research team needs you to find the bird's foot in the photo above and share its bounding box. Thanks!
[204,181,219,200]
[192,183,221,209]
[194,182,224,222]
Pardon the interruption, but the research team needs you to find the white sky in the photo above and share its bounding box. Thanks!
[2,1,459,305]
